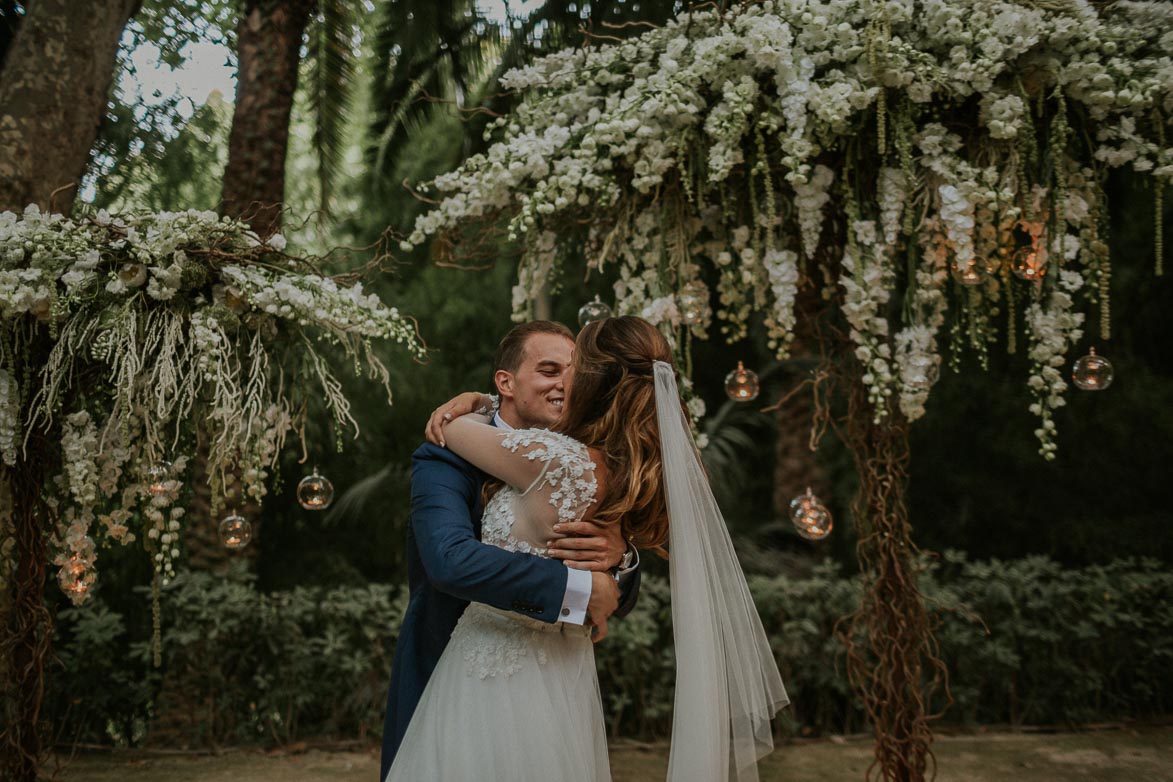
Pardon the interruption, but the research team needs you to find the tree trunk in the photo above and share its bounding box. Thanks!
[0,0,139,213]
[0,432,55,782]
[842,370,947,782]
[220,0,316,238]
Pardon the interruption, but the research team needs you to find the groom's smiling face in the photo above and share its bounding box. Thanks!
[496,332,575,429]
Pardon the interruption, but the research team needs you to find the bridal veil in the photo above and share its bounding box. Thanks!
[654,360,789,782]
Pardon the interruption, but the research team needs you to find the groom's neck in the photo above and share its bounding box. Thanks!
[497,405,525,430]
[497,404,550,431]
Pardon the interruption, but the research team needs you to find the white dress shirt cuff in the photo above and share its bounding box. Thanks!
[559,567,592,625]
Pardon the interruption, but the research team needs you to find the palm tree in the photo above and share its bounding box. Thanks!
[220,0,358,236]
[365,0,683,209]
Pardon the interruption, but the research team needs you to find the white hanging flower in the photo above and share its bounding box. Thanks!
[793,165,835,259]
[762,248,799,358]
[1025,270,1086,459]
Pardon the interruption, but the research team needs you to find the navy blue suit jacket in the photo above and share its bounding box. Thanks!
[380,440,640,778]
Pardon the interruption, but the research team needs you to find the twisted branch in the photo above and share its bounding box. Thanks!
[838,365,950,782]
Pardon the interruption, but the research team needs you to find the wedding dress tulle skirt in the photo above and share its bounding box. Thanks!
[385,603,611,782]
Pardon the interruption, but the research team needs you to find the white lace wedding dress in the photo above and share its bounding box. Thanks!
[385,425,611,782]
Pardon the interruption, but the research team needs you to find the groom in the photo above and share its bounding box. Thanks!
[380,320,641,777]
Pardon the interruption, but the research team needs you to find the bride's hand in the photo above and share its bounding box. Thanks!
[426,392,495,446]
[548,519,627,571]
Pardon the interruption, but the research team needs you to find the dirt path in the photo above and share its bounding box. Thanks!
[55,727,1173,782]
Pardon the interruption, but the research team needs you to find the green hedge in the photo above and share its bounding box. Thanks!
[48,554,1173,746]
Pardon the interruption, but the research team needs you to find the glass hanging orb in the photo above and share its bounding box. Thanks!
[724,361,760,402]
[1072,347,1114,391]
[57,557,95,598]
[224,284,248,313]
[677,283,709,326]
[982,251,1004,276]
[904,353,940,391]
[117,262,147,287]
[145,460,172,496]
[577,295,613,328]
[1011,246,1047,282]
[788,487,833,541]
[297,467,335,510]
[950,259,985,286]
[219,513,252,550]
[31,297,52,323]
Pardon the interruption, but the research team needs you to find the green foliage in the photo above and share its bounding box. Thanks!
[86,95,232,212]
[50,568,406,746]
[128,0,236,69]
[52,601,160,747]
[153,570,404,745]
[593,576,677,737]
[302,0,361,215]
[926,553,1173,726]
[363,0,682,208]
[48,554,1173,747]
[81,0,237,212]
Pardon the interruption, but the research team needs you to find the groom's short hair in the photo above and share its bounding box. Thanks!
[495,320,574,375]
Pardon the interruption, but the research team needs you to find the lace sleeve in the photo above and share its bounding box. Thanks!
[441,419,597,521]
[500,429,598,523]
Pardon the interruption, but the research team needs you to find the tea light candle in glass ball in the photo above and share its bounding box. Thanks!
[724,362,760,402]
[57,556,95,598]
[789,487,833,541]
[219,513,252,550]
[118,263,147,288]
[1011,246,1047,282]
[297,467,335,510]
[677,283,709,326]
[1072,347,1114,391]
[145,461,172,496]
[950,259,985,286]
[577,295,613,328]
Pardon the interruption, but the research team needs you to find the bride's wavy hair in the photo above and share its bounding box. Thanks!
[557,316,680,556]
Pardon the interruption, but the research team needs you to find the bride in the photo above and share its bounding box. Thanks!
[385,315,788,782]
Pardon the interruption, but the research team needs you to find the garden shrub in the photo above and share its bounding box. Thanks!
[48,553,1173,746]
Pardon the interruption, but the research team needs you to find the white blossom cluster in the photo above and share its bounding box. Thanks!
[221,265,422,355]
[400,0,1172,441]
[763,249,800,358]
[794,165,835,259]
[841,223,897,422]
[1025,271,1086,459]
[895,220,950,421]
[1,206,424,602]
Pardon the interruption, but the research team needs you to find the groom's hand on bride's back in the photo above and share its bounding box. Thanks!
[547,520,626,571]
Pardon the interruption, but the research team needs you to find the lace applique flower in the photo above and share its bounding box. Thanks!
[500,429,597,524]
[456,607,550,679]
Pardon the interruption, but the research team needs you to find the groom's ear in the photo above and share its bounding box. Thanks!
[494,369,514,399]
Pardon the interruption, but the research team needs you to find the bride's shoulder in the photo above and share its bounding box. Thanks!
[501,427,589,457]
